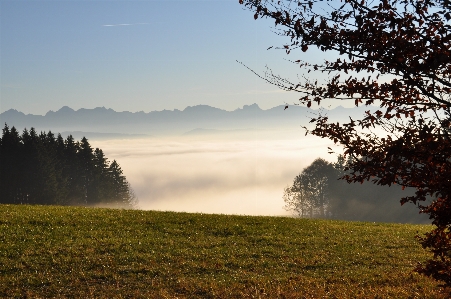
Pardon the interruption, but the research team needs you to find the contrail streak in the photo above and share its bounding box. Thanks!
[102,23,148,27]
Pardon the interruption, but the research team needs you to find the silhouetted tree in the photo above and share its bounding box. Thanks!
[90,148,110,205]
[283,174,310,217]
[284,158,336,217]
[63,135,84,204]
[0,124,22,203]
[108,160,136,207]
[241,0,451,285]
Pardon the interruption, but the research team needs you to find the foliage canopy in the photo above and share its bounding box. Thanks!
[240,0,451,286]
[283,158,336,218]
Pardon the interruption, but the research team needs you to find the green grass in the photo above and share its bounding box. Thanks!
[0,204,448,298]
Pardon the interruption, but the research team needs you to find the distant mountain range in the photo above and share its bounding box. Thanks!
[0,104,372,137]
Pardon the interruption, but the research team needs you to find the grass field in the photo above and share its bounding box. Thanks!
[0,204,448,298]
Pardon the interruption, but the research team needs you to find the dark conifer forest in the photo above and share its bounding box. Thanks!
[0,124,137,208]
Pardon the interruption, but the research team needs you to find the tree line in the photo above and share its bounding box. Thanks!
[0,124,137,208]
[283,156,425,223]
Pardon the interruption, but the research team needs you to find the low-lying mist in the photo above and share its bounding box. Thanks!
[93,129,335,216]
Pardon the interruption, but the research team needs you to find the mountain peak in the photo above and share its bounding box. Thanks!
[57,106,75,113]
[242,103,261,110]
[1,108,21,114]
[182,105,222,112]
[93,106,112,111]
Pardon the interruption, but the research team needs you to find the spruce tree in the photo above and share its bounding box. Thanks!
[0,124,22,203]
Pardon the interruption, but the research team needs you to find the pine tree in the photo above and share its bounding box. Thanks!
[77,137,94,205]
[91,148,110,204]
[64,135,83,204]
[0,124,22,203]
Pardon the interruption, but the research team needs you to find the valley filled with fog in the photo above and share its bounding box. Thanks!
[0,104,347,215]
[93,129,334,215]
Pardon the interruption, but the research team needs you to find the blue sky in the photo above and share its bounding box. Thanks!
[0,0,318,115]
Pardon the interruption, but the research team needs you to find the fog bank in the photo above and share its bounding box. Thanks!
[94,130,335,216]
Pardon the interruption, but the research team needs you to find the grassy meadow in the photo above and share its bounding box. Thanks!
[0,204,448,298]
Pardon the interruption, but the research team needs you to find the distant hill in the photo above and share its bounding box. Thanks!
[0,104,373,137]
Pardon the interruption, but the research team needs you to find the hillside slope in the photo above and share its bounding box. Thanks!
[0,204,446,298]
